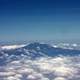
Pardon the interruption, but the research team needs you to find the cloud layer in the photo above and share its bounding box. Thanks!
[0,56,80,80]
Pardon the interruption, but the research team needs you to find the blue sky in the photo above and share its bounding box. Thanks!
[0,0,80,42]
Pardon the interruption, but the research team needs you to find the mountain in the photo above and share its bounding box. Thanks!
[0,42,80,65]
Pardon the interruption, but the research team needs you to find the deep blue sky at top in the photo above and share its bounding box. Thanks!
[0,0,80,42]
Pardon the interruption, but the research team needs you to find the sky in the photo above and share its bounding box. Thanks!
[0,0,80,43]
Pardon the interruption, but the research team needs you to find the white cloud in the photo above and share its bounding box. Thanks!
[1,44,25,50]
[0,56,80,80]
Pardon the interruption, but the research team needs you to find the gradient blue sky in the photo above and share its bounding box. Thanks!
[0,0,80,42]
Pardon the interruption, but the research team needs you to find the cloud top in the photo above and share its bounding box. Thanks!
[0,55,80,80]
